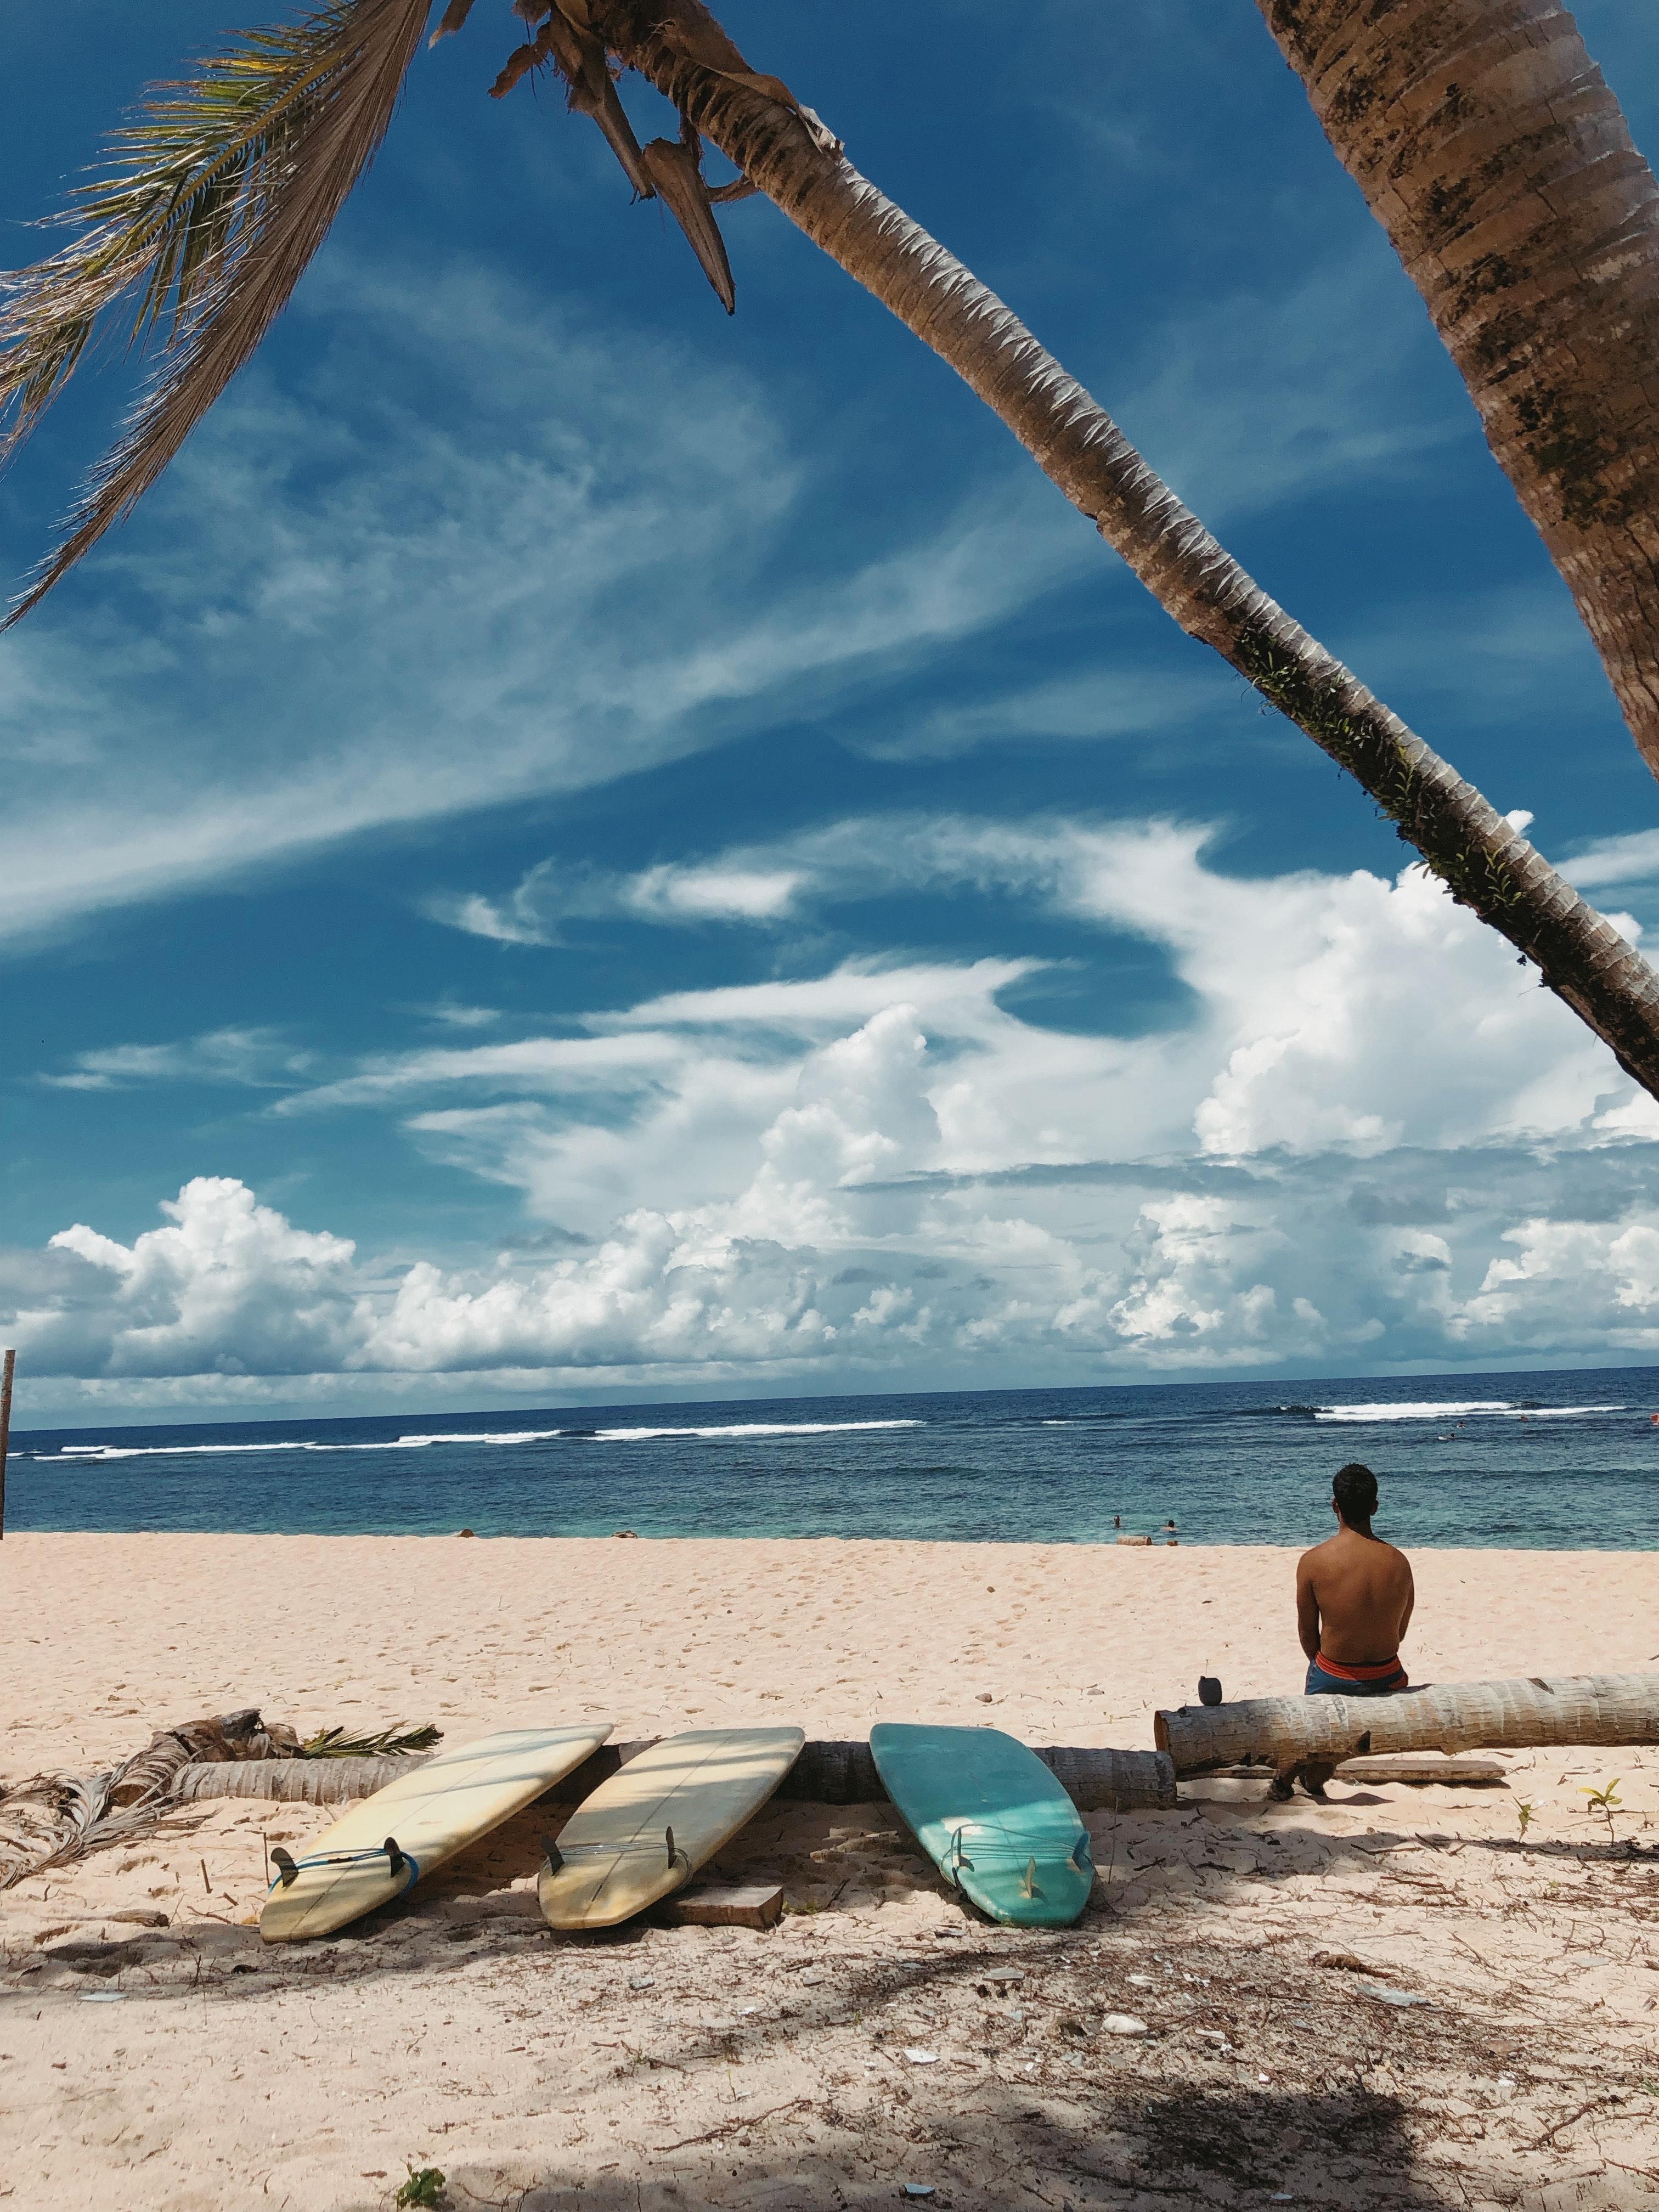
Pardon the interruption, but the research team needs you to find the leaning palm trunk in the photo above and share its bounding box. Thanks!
[1254,1,1659,780]
[583,0,1659,1099]
[12,2,1659,1091]
[1155,1671,1659,1776]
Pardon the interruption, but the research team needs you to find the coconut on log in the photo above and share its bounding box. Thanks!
[1155,1672,1659,1781]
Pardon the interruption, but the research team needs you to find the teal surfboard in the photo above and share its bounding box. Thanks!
[869,1723,1094,1927]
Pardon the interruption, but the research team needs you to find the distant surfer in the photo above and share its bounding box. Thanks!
[1296,1463,1414,1697]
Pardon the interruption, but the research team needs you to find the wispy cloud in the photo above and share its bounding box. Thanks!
[40,1026,312,1093]
[1561,828,1659,891]
[0,257,1086,953]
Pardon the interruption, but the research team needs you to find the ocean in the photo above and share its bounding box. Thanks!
[8,1365,1659,1549]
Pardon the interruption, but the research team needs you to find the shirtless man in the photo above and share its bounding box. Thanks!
[1296,1463,1414,1695]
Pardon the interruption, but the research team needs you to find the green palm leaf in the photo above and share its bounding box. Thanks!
[296,1721,443,1758]
[0,0,432,628]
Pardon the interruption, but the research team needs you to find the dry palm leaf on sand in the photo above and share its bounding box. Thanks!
[0,1709,439,1887]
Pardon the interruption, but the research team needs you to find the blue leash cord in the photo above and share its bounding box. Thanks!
[267,1837,419,1895]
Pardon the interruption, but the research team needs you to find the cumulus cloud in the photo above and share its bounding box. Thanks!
[428,813,1655,1162]
[13,813,1659,1413]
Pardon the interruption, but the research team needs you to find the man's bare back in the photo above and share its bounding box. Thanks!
[1297,1525,1413,1663]
[1297,1462,1414,1696]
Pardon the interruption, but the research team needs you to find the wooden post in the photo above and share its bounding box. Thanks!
[0,1348,13,1541]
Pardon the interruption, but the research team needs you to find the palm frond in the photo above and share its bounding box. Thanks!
[0,0,431,628]
[296,1721,443,1758]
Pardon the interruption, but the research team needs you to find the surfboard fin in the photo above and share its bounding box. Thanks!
[1020,1857,1038,1899]
[541,1835,565,1876]
[383,1837,407,1879]
[1071,1834,1094,1871]
[665,1824,676,1867]
[270,1846,298,1889]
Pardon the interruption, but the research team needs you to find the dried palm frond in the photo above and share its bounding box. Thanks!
[0,0,431,628]
[296,1720,443,1758]
[0,1709,291,1888]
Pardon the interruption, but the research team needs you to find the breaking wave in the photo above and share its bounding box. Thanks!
[37,1417,925,1464]
[1313,1400,1625,1423]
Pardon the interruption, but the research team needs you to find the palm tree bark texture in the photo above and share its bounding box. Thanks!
[576,0,1659,1092]
[1253,0,1659,779]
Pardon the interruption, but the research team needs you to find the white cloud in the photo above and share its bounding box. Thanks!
[413,1003,503,1030]
[0,208,1549,956]
[14,816,1659,1412]
[1561,828,1659,891]
[429,855,807,947]
[32,1180,359,1378]
[278,1032,684,1116]
[40,1026,312,1093]
[428,812,1657,1162]
[0,258,1088,951]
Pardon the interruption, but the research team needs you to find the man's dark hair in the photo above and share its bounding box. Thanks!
[1333,1462,1379,1526]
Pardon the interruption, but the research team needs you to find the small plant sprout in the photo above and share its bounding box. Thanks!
[1516,1801,1533,1839]
[395,2167,447,2210]
[1581,1779,1623,1845]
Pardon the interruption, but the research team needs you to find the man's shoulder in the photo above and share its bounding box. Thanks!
[1297,1536,1337,1570]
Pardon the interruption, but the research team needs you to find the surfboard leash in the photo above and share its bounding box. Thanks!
[267,1835,417,1892]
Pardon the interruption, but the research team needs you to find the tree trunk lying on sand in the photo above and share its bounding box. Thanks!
[175,1753,424,1806]
[178,1739,1178,1814]
[1156,1673,1659,1781]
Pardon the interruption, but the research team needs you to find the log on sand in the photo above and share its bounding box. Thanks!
[178,1739,1178,1814]
[1156,1673,1659,1789]
[775,1738,1175,1811]
[176,1753,426,1805]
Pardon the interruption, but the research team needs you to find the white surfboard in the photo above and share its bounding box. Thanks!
[538,1726,804,1930]
[261,1721,612,1943]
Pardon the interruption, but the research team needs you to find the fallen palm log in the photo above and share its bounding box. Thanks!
[176,1753,427,1806]
[177,1737,1178,1814]
[777,1738,1175,1810]
[1156,1673,1659,1788]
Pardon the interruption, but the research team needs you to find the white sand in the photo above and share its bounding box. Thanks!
[3,1535,1657,2211]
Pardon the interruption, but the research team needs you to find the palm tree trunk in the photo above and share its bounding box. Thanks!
[1156,1670,1659,1774]
[587,0,1659,1099]
[1253,1,1659,781]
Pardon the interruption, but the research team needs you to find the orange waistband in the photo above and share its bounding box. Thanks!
[1314,1652,1406,1681]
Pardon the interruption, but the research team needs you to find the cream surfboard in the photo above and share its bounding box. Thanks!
[538,1726,804,1930]
[261,1722,612,1943]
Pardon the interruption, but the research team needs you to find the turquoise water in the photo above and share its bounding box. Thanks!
[9,1365,1659,1548]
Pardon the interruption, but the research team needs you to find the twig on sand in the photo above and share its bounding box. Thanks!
[1528,2094,1624,2149]
[653,2097,816,2152]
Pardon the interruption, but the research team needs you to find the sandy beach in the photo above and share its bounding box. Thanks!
[3,1534,1658,2211]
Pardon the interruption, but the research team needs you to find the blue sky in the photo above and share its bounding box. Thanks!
[5,1,1659,1425]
